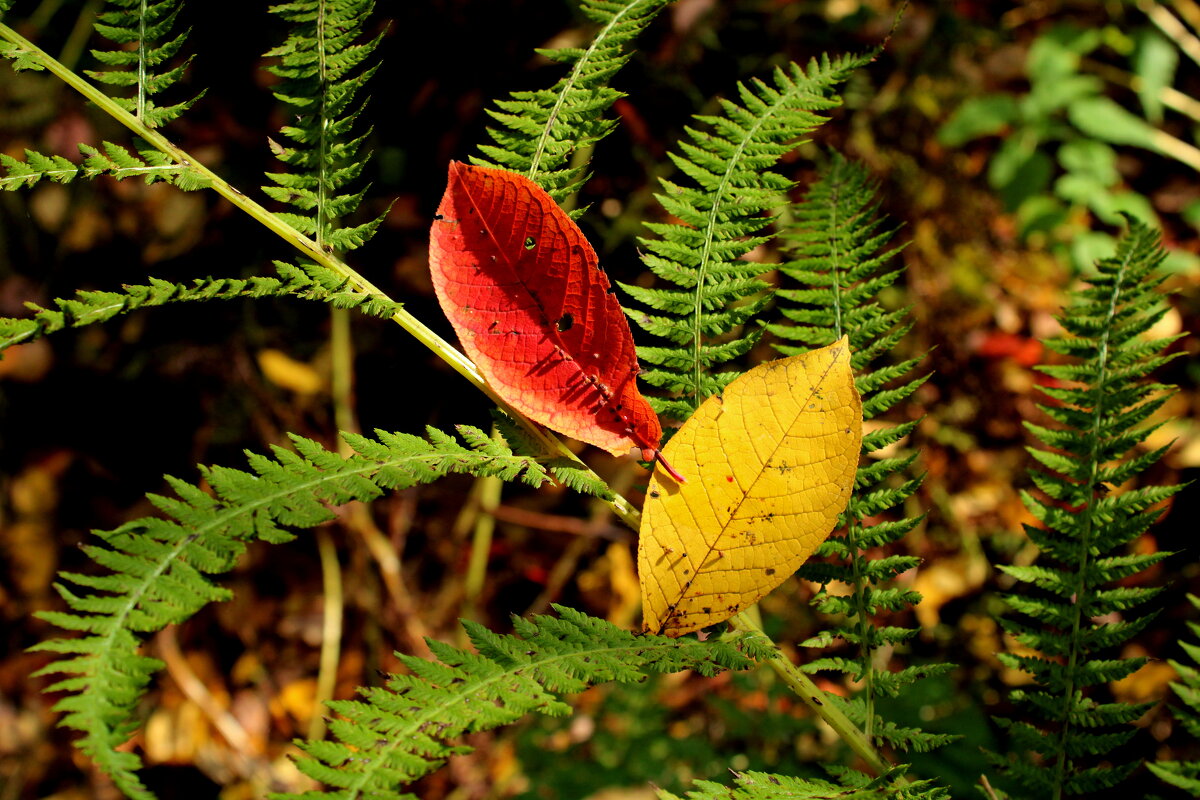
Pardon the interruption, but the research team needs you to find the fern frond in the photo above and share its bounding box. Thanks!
[0,261,402,354]
[475,0,670,202]
[656,765,947,800]
[274,606,768,800]
[35,426,554,800]
[992,219,1183,798]
[264,0,382,253]
[0,142,208,190]
[769,155,946,753]
[623,53,871,422]
[86,0,201,127]
[1148,593,1200,795]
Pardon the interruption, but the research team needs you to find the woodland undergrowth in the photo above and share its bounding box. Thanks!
[0,1,1191,799]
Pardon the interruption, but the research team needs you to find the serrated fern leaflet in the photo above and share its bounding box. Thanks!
[475,0,670,203]
[767,155,949,754]
[273,607,771,800]
[622,53,871,423]
[991,219,1182,798]
[33,426,557,800]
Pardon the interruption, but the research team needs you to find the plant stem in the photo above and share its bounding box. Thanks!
[309,528,344,743]
[726,612,891,777]
[0,22,644,530]
[464,470,502,621]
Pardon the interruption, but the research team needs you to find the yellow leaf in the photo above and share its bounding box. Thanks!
[258,348,325,395]
[639,338,862,637]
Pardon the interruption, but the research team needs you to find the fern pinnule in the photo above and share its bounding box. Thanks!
[768,155,947,753]
[34,426,559,800]
[87,0,202,127]
[475,0,670,203]
[274,606,769,800]
[623,52,872,422]
[992,219,1183,798]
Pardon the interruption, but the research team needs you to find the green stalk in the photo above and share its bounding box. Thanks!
[727,612,891,777]
[0,22,642,531]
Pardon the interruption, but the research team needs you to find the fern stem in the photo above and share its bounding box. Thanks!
[687,85,794,411]
[1050,232,1135,800]
[727,612,891,777]
[821,162,874,744]
[525,3,634,182]
[0,23,644,530]
[308,528,344,743]
[465,438,504,621]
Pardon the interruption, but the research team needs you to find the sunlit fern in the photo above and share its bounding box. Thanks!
[990,219,1182,798]
[0,0,204,189]
[273,607,772,800]
[768,155,952,755]
[656,765,948,800]
[621,52,872,423]
[31,425,588,800]
[87,0,202,127]
[474,0,670,204]
[0,262,402,354]
[263,0,383,255]
[0,142,208,190]
[768,154,955,762]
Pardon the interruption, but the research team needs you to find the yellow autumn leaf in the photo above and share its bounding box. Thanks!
[639,337,862,637]
[257,348,325,395]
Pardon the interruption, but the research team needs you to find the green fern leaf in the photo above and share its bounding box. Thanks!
[1148,594,1200,795]
[623,54,871,422]
[0,261,402,354]
[264,0,382,253]
[274,606,766,800]
[0,142,208,190]
[656,765,948,800]
[770,155,947,753]
[991,219,1184,798]
[475,0,670,203]
[34,426,555,800]
[86,0,202,127]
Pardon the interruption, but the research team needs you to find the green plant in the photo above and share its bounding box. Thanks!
[770,154,952,755]
[989,219,1183,798]
[937,18,1200,273]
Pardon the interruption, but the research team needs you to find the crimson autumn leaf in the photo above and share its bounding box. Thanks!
[429,162,676,476]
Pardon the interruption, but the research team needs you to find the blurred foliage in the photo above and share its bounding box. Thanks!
[0,0,1197,799]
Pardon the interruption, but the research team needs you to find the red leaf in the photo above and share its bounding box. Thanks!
[428,162,664,461]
